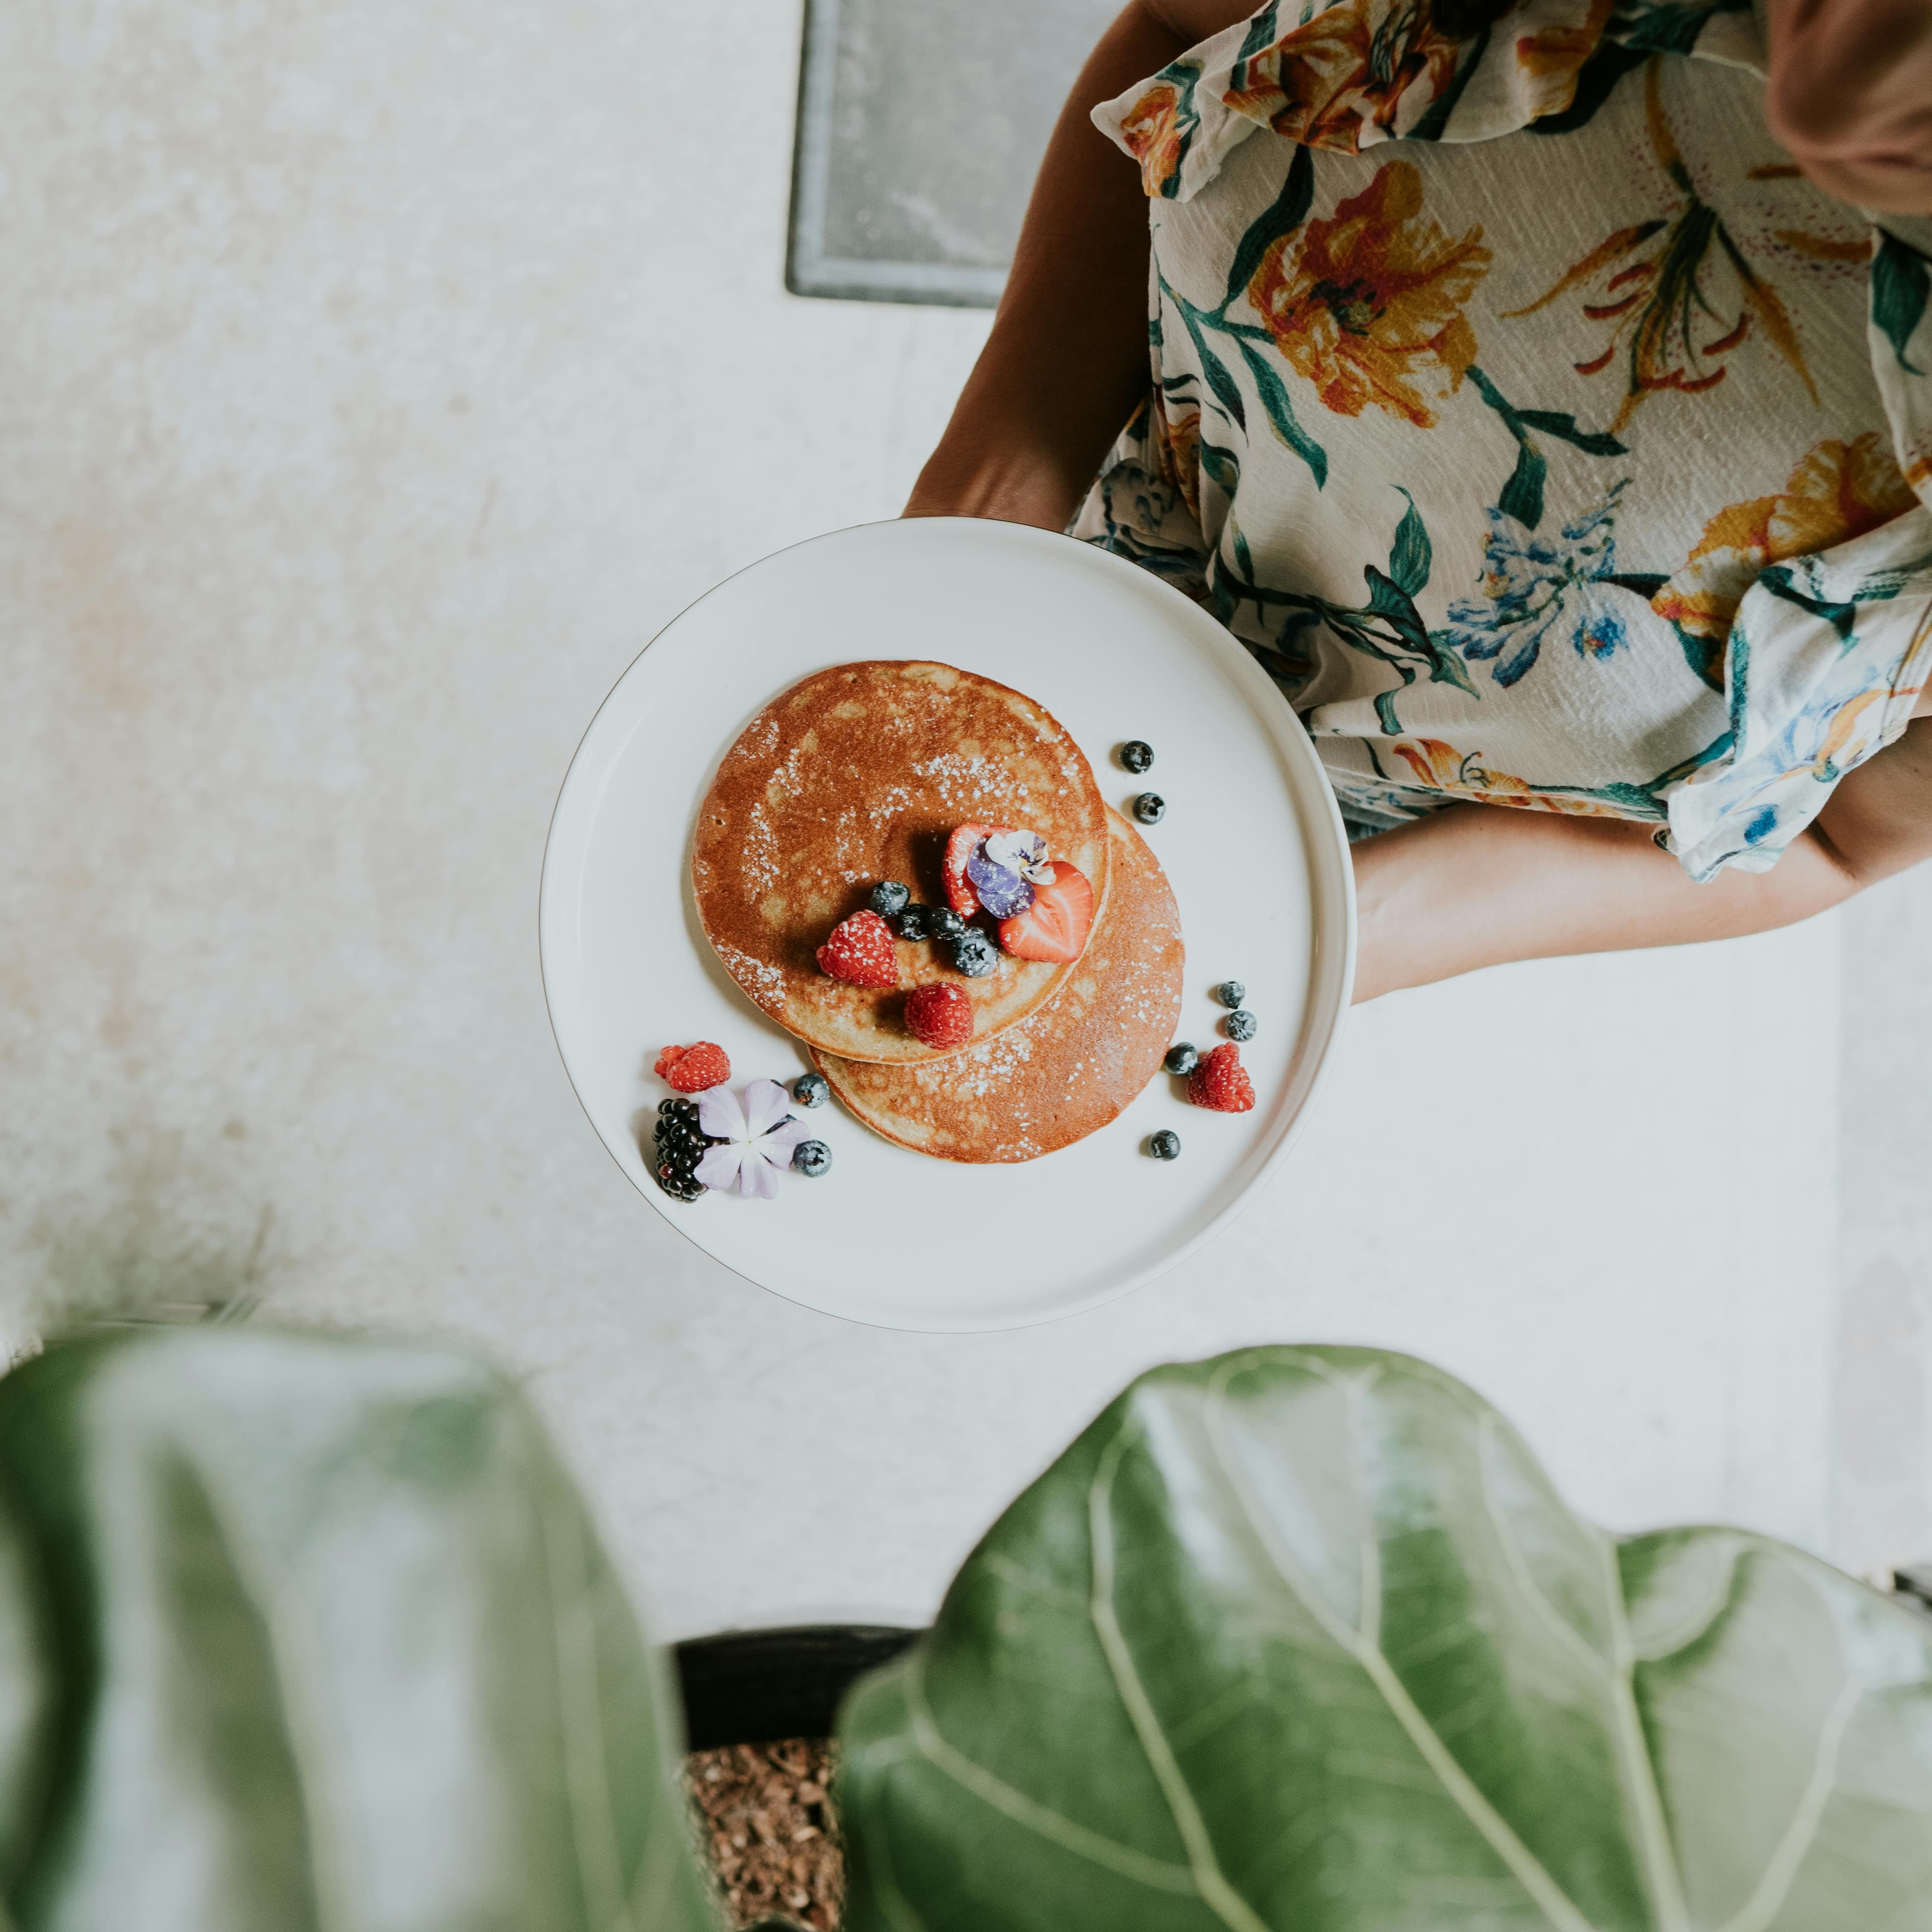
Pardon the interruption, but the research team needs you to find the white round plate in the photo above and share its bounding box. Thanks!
[540,518,1354,1331]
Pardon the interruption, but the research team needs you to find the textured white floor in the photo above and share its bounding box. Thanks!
[0,0,1887,1640]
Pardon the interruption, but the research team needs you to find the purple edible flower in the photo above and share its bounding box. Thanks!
[694,1081,813,1199]
[967,828,1052,920]
[986,830,1055,884]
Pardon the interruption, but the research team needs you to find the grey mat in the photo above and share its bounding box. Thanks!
[789,0,1120,306]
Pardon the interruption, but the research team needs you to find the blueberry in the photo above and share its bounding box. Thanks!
[792,1072,829,1108]
[951,927,1000,978]
[892,904,931,942]
[927,907,965,943]
[1120,740,1154,774]
[1216,980,1246,1009]
[1133,792,1165,825]
[792,1139,832,1178]
[870,880,911,918]
[1148,1130,1181,1161]
[1224,1009,1257,1041]
[1164,1042,1199,1077]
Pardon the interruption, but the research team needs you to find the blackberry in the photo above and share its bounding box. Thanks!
[792,1072,829,1108]
[651,1105,719,1202]
[893,904,932,942]
[1164,1042,1199,1077]
[927,907,965,943]
[870,880,911,918]
[951,927,1000,978]
[1133,792,1166,825]
[792,1139,832,1178]
[1120,740,1154,774]
[1215,980,1246,1009]
[1148,1129,1182,1161]
[1224,1009,1257,1041]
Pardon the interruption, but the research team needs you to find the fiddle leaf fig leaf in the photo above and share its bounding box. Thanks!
[0,1328,717,1932]
[838,1346,1932,1931]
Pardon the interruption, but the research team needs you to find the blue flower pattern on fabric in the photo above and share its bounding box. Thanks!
[1438,483,1633,687]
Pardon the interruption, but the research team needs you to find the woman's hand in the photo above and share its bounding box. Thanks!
[905,3,1257,529]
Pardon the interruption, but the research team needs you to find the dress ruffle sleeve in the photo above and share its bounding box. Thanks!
[1871,218,1932,505]
[1662,223,1932,880]
[1088,0,1760,203]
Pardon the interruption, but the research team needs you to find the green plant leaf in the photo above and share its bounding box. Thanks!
[0,1328,717,1932]
[838,1345,1932,1931]
[1235,341,1328,488]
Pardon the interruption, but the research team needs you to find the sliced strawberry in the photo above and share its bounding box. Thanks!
[816,909,900,988]
[904,982,973,1049]
[1187,1043,1255,1113]
[655,1041,731,1093]
[998,861,1093,963]
[943,823,1008,919]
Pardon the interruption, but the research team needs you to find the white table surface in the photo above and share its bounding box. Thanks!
[1,0,1897,1642]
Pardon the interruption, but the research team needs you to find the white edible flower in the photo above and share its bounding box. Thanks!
[693,1080,812,1199]
[984,829,1053,884]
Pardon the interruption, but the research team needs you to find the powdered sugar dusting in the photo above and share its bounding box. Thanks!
[741,802,778,898]
[713,942,786,1015]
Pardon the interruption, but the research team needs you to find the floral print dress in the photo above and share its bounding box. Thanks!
[1071,0,1932,878]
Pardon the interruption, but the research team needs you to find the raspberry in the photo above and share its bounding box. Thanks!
[1187,1042,1255,1113]
[655,1041,731,1093]
[816,909,900,988]
[904,982,973,1049]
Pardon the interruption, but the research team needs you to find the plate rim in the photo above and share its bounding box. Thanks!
[537,517,1357,1332]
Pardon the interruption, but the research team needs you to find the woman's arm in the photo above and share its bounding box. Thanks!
[905,2,1254,530]
[1352,715,1932,1002]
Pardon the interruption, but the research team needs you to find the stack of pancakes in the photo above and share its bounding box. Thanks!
[692,661,1183,1162]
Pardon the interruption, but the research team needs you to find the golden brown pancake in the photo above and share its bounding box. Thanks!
[692,661,1109,1064]
[814,810,1182,1161]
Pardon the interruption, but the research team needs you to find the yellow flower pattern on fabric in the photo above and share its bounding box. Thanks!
[1221,0,1464,153]
[1653,433,1918,685]
[1219,0,1611,155]
[1150,391,1204,522]
[1504,60,1815,433]
[1390,739,1633,815]
[1248,160,1490,427]
[1119,78,1193,199]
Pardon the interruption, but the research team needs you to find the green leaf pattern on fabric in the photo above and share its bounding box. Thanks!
[1873,235,1930,377]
